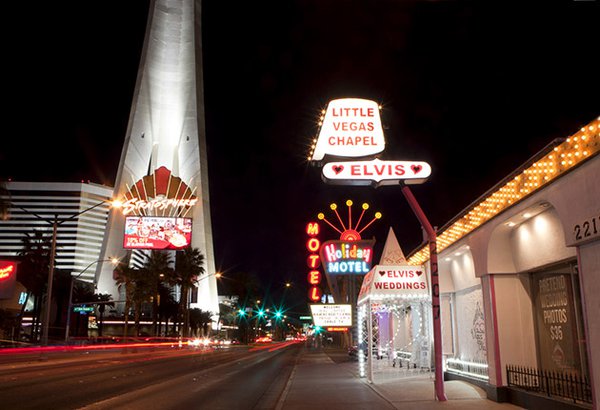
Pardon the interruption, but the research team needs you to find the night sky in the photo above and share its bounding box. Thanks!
[3,1,599,311]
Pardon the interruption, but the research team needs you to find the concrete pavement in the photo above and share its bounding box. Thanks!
[277,345,524,410]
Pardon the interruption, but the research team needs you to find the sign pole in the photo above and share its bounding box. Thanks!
[311,97,441,397]
[400,184,446,401]
[41,216,58,350]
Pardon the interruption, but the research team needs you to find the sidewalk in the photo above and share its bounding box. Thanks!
[278,346,524,410]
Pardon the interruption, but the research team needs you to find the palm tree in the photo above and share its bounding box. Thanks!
[222,271,261,343]
[115,264,154,337]
[70,280,95,338]
[0,181,10,221]
[189,308,213,338]
[17,230,53,342]
[51,269,72,336]
[174,247,205,337]
[114,264,132,339]
[0,308,19,343]
[142,251,174,336]
[156,282,177,336]
[227,271,261,309]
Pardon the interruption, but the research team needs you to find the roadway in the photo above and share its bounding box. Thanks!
[0,341,302,410]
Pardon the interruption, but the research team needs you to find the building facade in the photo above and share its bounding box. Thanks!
[408,116,599,408]
[0,181,113,283]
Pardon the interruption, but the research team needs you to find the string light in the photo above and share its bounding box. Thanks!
[408,117,599,265]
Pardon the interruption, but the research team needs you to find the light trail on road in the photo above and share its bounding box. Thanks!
[0,341,303,410]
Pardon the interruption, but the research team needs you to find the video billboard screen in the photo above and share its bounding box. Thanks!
[123,216,192,250]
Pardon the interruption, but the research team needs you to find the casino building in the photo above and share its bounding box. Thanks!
[1,0,219,324]
[95,0,219,316]
[0,181,113,284]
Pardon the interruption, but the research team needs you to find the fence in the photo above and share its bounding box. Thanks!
[506,365,592,404]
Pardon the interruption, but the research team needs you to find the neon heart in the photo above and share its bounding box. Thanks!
[333,165,344,174]
[415,270,423,276]
[411,164,422,174]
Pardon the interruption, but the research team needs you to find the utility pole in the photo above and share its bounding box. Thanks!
[40,215,58,348]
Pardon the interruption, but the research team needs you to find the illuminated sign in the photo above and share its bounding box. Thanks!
[123,216,192,250]
[307,270,321,285]
[306,222,323,302]
[322,158,431,186]
[121,197,198,215]
[74,306,95,313]
[320,240,374,275]
[309,99,432,186]
[308,286,322,302]
[0,260,17,299]
[327,327,349,332]
[310,98,385,161]
[0,264,14,280]
[358,264,429,301]
[310,304,353,327]
[120,166,198,216]
[306,222,320,236]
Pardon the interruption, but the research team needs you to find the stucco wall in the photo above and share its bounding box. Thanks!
[579,241,600,403]
[510,210,576,271]
[493,274,537,385]
[455,286,486,362]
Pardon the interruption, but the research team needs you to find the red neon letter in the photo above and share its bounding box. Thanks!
[307,270,321,285]
[307,238,320,252]
[308,286,322,302]
[307,254,320,269]
[306,222,319,236]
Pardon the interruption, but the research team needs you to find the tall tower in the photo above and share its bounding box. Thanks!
[95,0,219,316]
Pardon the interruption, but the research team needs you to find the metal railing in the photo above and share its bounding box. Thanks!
[506,365,592,404]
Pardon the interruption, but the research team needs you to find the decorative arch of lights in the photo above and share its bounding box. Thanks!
[119,166,198,217]
[408,117,600,265]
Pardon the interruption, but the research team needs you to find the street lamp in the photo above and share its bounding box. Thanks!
[184,272,222,337]
[18,198,120,347]
[65,258,119,343]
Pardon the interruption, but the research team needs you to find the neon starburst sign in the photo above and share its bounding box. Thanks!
[317,200,381,241]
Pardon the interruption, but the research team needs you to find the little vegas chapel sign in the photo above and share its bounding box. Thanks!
[310,98,431,186]
[310,98,385,161]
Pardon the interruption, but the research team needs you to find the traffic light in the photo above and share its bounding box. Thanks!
[237,308,246,317]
